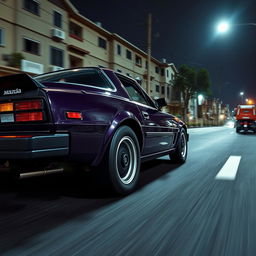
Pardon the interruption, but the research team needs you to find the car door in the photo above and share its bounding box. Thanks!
[119,76,178,156]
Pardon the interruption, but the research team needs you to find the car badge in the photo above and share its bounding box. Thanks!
[3,88,22,95]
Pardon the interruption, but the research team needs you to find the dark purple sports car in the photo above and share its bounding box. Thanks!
[0,67,188,194]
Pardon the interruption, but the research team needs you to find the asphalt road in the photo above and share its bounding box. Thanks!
[0,124,256,256]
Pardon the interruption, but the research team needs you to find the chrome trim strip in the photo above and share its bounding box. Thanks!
[142,125,179,131]
[32,147,68,153]
[130,101,158,110]
[146,132,174,136]
[54,82,117,93]
[141,148,175,159]
[80,90,130,103]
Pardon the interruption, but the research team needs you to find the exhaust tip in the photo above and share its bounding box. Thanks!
[19,168,64,179]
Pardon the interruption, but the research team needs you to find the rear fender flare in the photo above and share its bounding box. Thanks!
[91,111,143,166]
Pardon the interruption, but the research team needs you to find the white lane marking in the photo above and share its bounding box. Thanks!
[215,156,241,180]
[230,132,234,134]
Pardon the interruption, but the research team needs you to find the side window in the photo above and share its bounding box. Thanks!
[119,77,149,106]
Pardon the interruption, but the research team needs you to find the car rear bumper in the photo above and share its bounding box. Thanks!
[236,121,256,130]
[0,134,69,159]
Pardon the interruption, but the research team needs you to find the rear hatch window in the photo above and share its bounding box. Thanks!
[35,68,115,90]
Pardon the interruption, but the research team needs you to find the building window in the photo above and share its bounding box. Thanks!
[98,37,107,49]
[145,61,148,69]
[161,68,165,76]
[166,69,169,77]
[0,28,4,46]
[126,49,132,60]
[117,44,121,55]
[23,38,40,55]
[135,55,142,67]
[167,87,170,96]
[53,11,62,28]
[155,66,159,74]
[23,0,40,15]
[50,46,64,67]
[156,85,160,93]
[69,22,83,41]
[161,86,165,94]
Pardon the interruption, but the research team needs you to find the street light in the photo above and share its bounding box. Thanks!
[240,91,244,104]
[198,94,204,105]
[217,21,230,33]
[216,21,256,34]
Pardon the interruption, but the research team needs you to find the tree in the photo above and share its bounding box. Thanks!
[173,64,211,122]
[197,68,211,96]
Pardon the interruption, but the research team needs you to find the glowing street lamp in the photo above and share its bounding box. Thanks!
[216,21,256,35]
[217,21,230,33]
[240,92,244,104]
[198,94,204,105]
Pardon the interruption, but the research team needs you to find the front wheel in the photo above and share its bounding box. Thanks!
[104,126,141,195]
[169,128,188,164]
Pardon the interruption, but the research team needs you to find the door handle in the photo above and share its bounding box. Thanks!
[142,111,150,120]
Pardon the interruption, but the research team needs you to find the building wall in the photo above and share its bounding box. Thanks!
[0,0,177,104]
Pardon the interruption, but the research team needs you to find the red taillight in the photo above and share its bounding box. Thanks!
[15,112,43,122]
[15,100,42,111]
[66,112,82,119]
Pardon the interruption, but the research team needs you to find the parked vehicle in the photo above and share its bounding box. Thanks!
[234,104,256,133]
[0,67,188,194]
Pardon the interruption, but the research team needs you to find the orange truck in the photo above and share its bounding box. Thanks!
[234,105,256,133]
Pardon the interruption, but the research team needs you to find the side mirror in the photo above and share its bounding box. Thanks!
[155,98,167,110]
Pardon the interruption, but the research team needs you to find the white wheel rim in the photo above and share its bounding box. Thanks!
[115,136,137,185]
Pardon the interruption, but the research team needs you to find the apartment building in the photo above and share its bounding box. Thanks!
[0,0,177,103]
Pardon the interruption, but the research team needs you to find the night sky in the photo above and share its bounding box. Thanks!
[70,0,256,108]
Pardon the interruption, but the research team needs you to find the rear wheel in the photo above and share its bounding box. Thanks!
[169,128,187,164]
[103,126,140,195]
[236,127,240,133]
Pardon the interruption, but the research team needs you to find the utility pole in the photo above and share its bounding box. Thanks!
[146,13,152,96]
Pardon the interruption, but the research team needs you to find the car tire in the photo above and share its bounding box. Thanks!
[105,126,141,195]
[169,128,187,164]
[236,127,240,133]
